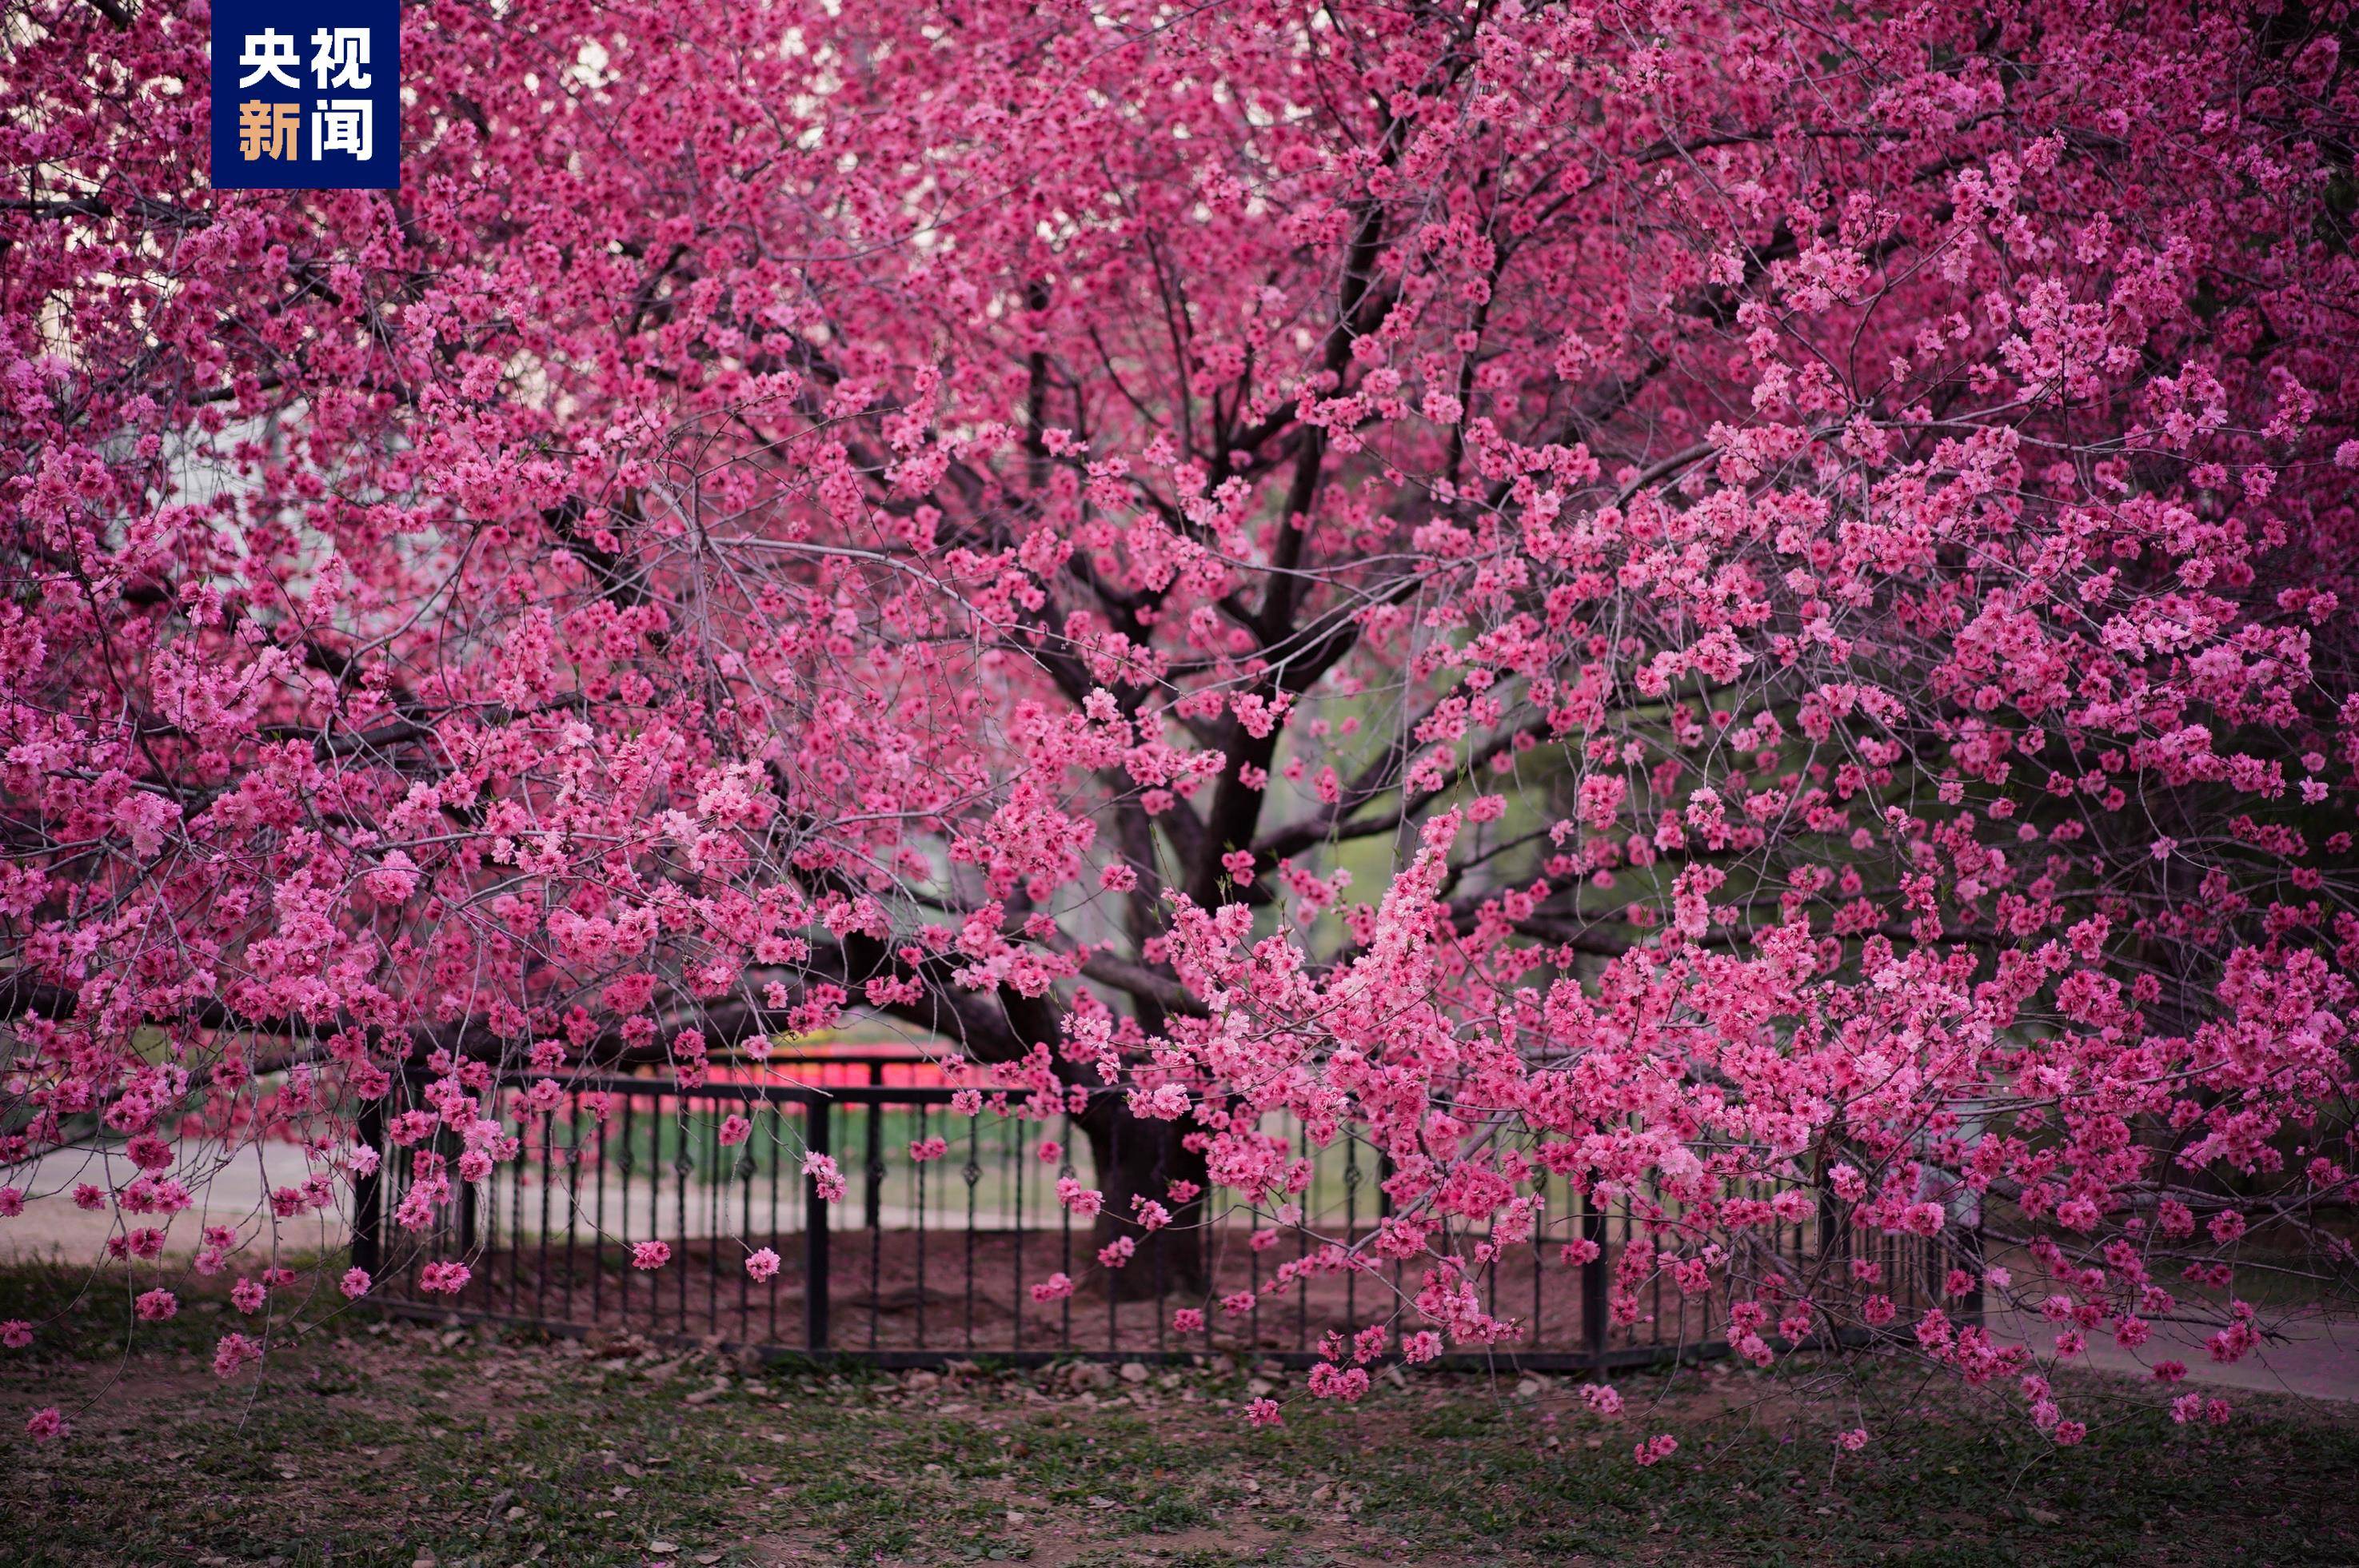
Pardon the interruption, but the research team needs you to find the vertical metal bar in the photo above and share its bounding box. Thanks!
[737,1089,752,1346]
[646,1094,665,1330]
[766,1097,781,1347]
[645,1091,660,1331]
[1152,1125,1168,1358]
[1248,1120,1261,1351]
[601,1096,623,1327]
[675,1099,689,1332]
[563,1100,580,1327]
[915,1104,928,1349]
[1582,1187,1609,1361]
[867,1087,884,1351]
[1059,1108,1075,1351]
[804,1091,832,1351]
[964,1115,979,1351]
[351,1096,385,1279]
[648,1092,664,1331]
[704,1099,719,1336]
[457,1140,479,1258]
[864,1063,884,1231]
[536,1109,553,1323]
[1012,1114,1025,1351]
[509,1110,526,1314]
[1531,1169,1544,1348]
[1107,1116,1120,1355]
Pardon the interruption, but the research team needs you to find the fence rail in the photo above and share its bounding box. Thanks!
[357,1058,1971,1370]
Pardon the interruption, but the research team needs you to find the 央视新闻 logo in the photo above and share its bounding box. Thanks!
[210,0,399,190]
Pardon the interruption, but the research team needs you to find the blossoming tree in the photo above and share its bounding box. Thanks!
[5,0,2357,1448]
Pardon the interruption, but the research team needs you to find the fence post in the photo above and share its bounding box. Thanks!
[804,1091,831,1351]
[457,1155,478,1256]
[863,1062,884,1232]
[1581,1187,1609,1360]
[352,1095,385,1278]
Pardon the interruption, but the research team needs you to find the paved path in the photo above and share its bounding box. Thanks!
[1988,1309,2359,1403]
[2,1139,349,1261]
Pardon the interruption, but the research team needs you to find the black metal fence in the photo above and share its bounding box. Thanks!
[354,1055,1973,1370]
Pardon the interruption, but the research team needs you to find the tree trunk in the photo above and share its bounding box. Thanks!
[1079,1096,1211,1301]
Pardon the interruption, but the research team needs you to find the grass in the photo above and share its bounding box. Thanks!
[4,1263,2359,1566]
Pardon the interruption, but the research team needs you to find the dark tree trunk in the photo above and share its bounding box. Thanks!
[1079,1096,1211,1301]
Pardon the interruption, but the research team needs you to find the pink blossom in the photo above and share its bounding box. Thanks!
[801,1153,848,1203]
[1307,1363,1370,1402]
[212,1333,263,1378]
[746,1247,781,1282]
[633,1241,673,1271]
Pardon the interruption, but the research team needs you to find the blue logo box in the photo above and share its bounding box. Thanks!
[210,0,400,190]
